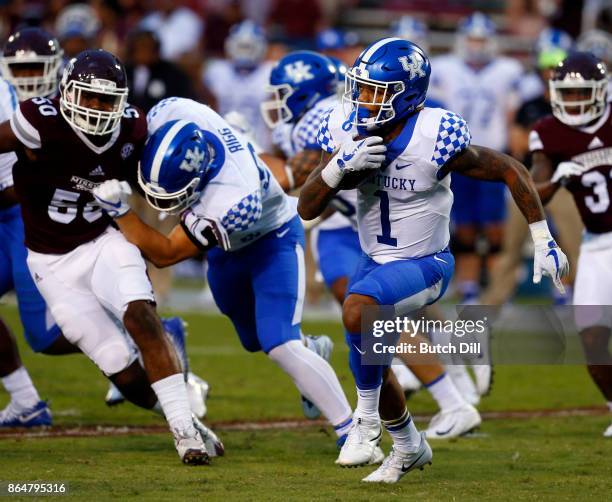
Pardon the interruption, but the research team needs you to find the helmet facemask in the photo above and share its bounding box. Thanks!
[342,67,405,129]
[137,173,202,215]
[60,78,128,135]
[260,83,295,128]
[549,77,608,126]
[0,52,62,100]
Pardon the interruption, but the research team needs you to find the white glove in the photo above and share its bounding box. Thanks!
[530,220,570,294]
[551,161,586,184]
[92,179,132,218]
[321,135,386,188]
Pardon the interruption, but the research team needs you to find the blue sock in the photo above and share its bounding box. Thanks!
[346,332,383,389]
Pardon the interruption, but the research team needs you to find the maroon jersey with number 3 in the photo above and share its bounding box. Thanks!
[10,97,146,253]
[530,106,612,234]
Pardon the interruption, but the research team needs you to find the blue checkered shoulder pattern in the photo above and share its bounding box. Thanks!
[431,111,471,167]
[220,190,263,234]
[295,105,333,151]
[316,108,336,154]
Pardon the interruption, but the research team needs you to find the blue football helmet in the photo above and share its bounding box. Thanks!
[261,50,337,128]
[535,27,573,54]
[456,12,498,65]
[225,20,267,69]
[138,120,212,214]
[315,28,358,52]
[343,37,430,130]
[390,16,429,53]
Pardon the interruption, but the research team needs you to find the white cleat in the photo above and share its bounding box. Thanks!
[362,433,432,483]
[472,364,493,396]
[425,403,482,439]
[446,364,480,406]
[336,416,383,467]
[173,423,209,465]
[105,382,125,407]
[186,372,210,419]
[604,422,612,438]
[193,415,225,457]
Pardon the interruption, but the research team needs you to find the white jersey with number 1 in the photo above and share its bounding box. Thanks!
[317,104,471,263]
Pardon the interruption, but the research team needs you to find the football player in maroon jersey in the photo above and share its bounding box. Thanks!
[530,51,612,438]
[0,49,221,463]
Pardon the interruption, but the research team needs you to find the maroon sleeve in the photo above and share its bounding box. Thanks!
[120,105,148,186]
[9,97,60,149]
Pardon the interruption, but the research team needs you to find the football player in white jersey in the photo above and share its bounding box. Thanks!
[429,12,524,303]
[92,97,359,453]
[203,20,274,152]
[298,37,569,483]
[261,50,482,439]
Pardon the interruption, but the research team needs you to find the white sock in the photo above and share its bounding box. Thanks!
[426,372,466,412]
[382,407,421,453]
[355,385,381,421]
[1,367,40,410]
[150,373,193,433]
[391,360,421,392]
[607,401,612,413]
[268,340,352,436]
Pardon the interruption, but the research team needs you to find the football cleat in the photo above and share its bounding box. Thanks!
[446,364,480,406]
[186,372,210,419]
[192,415,225,457]
[0,400,52,428]
[173,422,209,466]
[105,382,125,407]
[336,415,383,467]
[604,422,612,438]
[162,317,189,376]
[425,403,482,439]
[362,433,432,484]
[301,334,334,420]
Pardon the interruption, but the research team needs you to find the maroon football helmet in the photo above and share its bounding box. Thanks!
[59,49,128,135]
[549,51,608,126]
[0,27,63,100]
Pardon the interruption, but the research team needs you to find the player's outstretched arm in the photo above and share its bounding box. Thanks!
[92,180,200,268]
[441,145,570,291]
[441,145,545,224]
[115,213,200,268]
[0,120,27,153]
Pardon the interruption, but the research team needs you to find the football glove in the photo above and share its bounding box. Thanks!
[92,179,132,218]
[551,161,586,185]
[530,220,570,294]
[321,135,386,188]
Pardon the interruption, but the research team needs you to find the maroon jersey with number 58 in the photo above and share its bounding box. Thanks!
[530,106,612,234]
[10,97,146,253]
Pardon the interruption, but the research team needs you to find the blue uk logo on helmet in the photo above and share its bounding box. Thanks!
[138,120,212,214]
[343,37,431,130]
[261,50,337,128]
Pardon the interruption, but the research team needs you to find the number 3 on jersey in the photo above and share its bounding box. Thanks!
[374,190,397,247]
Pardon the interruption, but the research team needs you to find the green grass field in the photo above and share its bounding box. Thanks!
[0,304,611,500]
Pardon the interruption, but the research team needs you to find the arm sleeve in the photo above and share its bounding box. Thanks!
[9,101,42,150]
[431,111,471,169]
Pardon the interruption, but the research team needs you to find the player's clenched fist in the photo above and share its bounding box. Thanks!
[93,179,132,218]
[321,135,387,188]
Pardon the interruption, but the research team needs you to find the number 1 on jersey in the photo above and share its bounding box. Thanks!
[374,190,397,247]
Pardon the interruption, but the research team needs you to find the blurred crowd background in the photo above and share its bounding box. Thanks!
[1,0,611,311]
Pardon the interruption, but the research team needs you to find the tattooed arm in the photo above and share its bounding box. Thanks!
[439,145,569,291]
[297,150,337,220]
[439,145,545,223]
[260,148,323,192]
